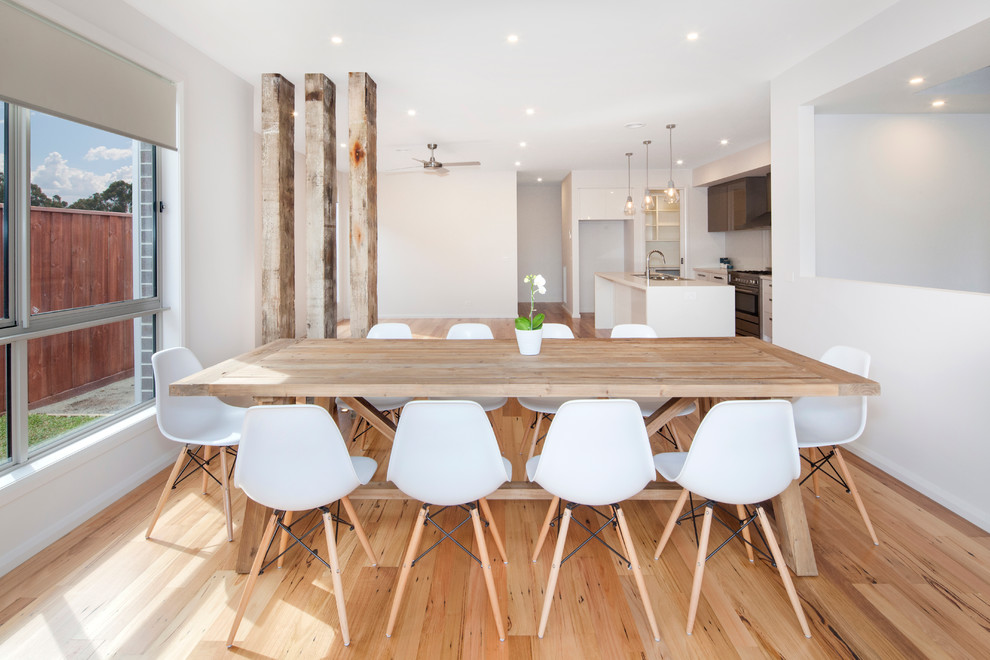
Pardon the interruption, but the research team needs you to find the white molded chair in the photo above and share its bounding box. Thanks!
[518,323,575,461]
[609,324,697,451]
[226,405,378,649]
[653,400,811,638]
[794,346,878,545]
[439,323,508,434]
[339,322,415,445]
[386,400,511,641]
[527,399,661,642]
[147,347,245,542]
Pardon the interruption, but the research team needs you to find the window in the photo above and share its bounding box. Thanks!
[0,103,161,472]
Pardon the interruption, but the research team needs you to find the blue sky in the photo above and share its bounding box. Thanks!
[1,106,134,204]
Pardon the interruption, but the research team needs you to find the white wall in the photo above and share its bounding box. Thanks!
[377,170,517,318]
[772,0,990,530]
[815,113,990,293]
[517,184,563,303]
[0,0,257,576]
[578,221,626,313]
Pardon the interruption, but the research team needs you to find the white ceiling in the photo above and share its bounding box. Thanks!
[122,0,902,182]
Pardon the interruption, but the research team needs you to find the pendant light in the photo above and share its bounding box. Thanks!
[663,123,680,205]
[623,152,635,216]
[642,140,655,211]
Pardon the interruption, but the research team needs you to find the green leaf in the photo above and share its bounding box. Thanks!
[515,317,532,331]
[532,313,545,330]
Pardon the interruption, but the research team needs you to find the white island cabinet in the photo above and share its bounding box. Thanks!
[594,272,735,337]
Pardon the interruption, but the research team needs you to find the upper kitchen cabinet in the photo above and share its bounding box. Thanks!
[707,174,770,231]
[578,188,628,219]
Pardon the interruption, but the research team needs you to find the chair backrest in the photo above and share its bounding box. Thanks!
[541,323,574,339]
[446,323,494,340]
[235,405,363,511]
[792,346,870,445]
[387,400,508,505]
[367,322,413,339]
[673,400,799,505]
[531,399,655,505]
[611,324,657,338]
[152,347,238,444]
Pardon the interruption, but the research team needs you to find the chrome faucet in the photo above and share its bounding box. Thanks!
[646,250,666,277]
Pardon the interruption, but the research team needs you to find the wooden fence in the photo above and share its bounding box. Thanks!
[0,205,135,409]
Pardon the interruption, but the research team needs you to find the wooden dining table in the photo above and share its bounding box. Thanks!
[171,336,880,576]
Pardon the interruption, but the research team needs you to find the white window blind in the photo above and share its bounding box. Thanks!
[0,0,177,150]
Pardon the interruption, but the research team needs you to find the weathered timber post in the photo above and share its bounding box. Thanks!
[305,73,337,339]
[348,72,378,338]
[261,73,295,343]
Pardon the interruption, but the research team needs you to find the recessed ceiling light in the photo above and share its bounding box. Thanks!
[507,34,519,44]
[519,141,527,147]
[624,122,646,129]
[686,32,699,41]
[407,109,416,116]
[330,36,343,45]
[526,108,535,115]
[720,139,729,145]
[909,77,924,85]
[515,161,521,167]
[339,142,346,148]
[932,99,945,107]
[537,177,543,182]
[676,159,683,165]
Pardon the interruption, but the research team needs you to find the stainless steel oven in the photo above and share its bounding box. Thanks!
[729,271,767,337]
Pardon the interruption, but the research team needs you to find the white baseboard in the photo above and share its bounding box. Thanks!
[845,444,990,533]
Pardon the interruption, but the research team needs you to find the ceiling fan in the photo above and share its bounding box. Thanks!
[411,143,481,175]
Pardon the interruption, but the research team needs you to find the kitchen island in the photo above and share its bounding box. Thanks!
[594,272,735,337]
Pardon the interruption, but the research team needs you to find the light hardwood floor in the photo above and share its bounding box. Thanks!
[1,306,988,658]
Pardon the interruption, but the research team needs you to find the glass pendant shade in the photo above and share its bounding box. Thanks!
[623,152,635,215]
[641,140,654,211]
[624,195,635,215]
[663,124,679,205]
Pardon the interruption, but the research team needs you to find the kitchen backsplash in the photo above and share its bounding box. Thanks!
[724,229,772,270]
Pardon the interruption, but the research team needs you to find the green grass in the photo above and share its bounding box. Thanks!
[0,413,100,459]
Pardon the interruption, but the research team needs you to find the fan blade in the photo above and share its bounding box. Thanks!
[443,161,481,167]
[411,158,428,164]
[424,167,450,176]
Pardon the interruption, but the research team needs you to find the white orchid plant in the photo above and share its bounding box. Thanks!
[516,274,547,331]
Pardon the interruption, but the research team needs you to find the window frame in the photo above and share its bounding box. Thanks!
[0,102,165,472]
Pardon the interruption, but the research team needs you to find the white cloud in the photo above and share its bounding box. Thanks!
[84,146,132,161]
[32,151,131,203]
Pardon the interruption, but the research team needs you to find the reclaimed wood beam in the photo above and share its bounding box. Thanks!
[305,73,337,339]
[260,73,295,343]
[348,72,378,338]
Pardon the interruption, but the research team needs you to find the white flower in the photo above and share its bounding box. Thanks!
[533,274,546,288]
[537,285,547,295]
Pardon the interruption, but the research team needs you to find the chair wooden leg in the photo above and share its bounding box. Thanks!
[386,505,429,638]
[470,506,506,641]
[227,512,280,647]
[220,448,234,542]
[756,506,812,638]
[322,509,351,646]
[276,511,295,569]
[526,412,545,463]
[341,496,378,565]
[654,489,689,560]
[686,504,714,635]
[146,445,189,539]
[479,498,508,565]
[201,445,213,493]
[345,415,363,444]
[616,505,661,642]
[538,506,573,638]
[669,423,689,451]
[833,447,880,545]
[737,505,754,563]
[531,496,559,562]
[809,448,821,498]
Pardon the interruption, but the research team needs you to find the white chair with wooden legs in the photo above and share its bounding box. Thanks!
[653,400,812,638]
[385,400,511,641]
[527,399,662,642]
[338,322,415,445]
[439,323,508,443]
[609,324,696,451]
[147,347,244,542]
[518,323,575,461]
[226,405,378,649]
[794,346,879,545]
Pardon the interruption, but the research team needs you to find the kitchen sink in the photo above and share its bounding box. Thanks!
[632,273,681,281]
